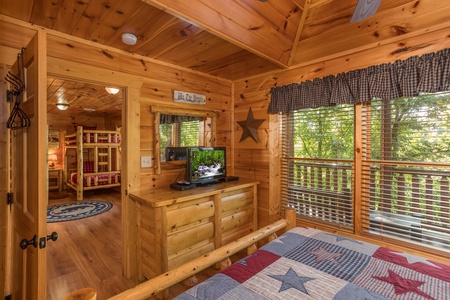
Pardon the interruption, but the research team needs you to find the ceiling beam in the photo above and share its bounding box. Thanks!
[288,0,311,66]
[141,0,290,68]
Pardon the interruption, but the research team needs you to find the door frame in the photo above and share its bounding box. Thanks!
[0,64,11,299]
[47,57,143,278]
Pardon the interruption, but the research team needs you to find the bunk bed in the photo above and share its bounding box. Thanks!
[64,126,121,200]
[109,209,450,300]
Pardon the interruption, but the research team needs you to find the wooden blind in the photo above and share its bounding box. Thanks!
[361,93,450,254]
[160,120,201,149]
[280,104,354,230]
[180,120,200,146]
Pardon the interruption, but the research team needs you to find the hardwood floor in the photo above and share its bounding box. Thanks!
[46,189,139,300]
[46,188,224,300]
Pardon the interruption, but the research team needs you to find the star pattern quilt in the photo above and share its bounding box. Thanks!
[175,227,450,299]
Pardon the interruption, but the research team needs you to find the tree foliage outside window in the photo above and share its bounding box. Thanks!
[283,91,450,251]
[290,104,354,160]
[160,120,201,157]
[181,121,200,146]
[370,92,450,162]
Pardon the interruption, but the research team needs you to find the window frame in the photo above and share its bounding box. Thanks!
[151,106,219,174]
[280,93,450,257]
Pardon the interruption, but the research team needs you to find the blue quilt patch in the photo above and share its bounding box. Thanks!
[283,237,371,281]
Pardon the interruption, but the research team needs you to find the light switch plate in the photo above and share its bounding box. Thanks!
[141,156,152,168]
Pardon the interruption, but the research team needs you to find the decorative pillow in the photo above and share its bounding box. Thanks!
[83,161,94,173]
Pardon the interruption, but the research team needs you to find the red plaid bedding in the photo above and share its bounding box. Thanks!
[65,133,120,145]
[70,172,120,187]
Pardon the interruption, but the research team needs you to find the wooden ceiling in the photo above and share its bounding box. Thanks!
[2,0,447,81]
[47,78,122,117]
[1,0,448,116]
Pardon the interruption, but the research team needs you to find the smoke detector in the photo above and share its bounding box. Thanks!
[121,33,137,46]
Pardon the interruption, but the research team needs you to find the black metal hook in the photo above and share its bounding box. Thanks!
[7,101,31,130]
[5,48,30,130]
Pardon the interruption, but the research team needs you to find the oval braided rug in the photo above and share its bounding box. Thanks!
[47,201,113,223]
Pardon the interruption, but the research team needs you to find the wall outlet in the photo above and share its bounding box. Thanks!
[141,156,152,168]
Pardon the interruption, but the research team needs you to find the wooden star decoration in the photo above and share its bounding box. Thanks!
[237,107,265,143]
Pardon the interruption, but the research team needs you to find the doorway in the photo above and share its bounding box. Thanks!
[45,77,138,298]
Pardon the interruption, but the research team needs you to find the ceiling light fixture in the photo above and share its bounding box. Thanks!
[105,87,120,95]
[56,103,69,110]
[121,33,137,46]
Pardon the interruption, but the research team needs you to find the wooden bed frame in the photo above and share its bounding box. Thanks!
[64,126,121,200]
[106,209,297,300]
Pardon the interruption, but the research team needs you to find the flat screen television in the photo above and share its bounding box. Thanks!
[186,147,226,186]
[165,147,188,161]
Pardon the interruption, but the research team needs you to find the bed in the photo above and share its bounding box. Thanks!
[175,226,450,299]
[109,208,450,300]
[64,126,121,200]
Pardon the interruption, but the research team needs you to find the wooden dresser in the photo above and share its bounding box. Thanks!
[129,178,259,280]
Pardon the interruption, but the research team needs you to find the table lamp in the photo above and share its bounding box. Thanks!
[48,154,57,169]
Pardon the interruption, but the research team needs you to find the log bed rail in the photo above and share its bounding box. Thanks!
[65,209,296,300]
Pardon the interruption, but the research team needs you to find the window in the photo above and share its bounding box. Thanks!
[160,120,200,147]
[151,106,218,175]
[281,92,450,254]
[160,118,205,162]
[361,92,450,252]
[281,104,354,230]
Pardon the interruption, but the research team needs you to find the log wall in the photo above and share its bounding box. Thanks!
[0,16,232,278]
[0,16,232,191]
[1,12,449,260]
[233,27,450,227]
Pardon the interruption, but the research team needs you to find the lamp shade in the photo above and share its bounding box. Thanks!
[56,103,69,110]
[121,33,137,45]
[48,154,57,168]
[105,87,120,95]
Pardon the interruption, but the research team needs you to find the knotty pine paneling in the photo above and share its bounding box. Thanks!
[139,71,231,188]
[233,28,450,226]
[3,12,448,232]
[293,0,450,66]
[143,0,295,66]
[0,19,233,196]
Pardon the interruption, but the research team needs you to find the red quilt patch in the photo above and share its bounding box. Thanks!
[373,247,450,282]
[221,250,281,283]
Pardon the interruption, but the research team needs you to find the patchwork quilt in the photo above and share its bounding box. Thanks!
[175,227,450,300]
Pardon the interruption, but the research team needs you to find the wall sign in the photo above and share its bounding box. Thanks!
[48,129,60,149]
[173,90,206,105]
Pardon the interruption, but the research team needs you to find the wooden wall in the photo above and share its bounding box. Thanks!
[0,17,233,192]
[139,77,232,189]
[1,15,449,231]
[234,26,450,227]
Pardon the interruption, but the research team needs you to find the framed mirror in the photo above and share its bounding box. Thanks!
[151,106,219,174]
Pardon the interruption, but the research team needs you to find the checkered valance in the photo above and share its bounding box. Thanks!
[160,114,202,124]
[268,48,450,113]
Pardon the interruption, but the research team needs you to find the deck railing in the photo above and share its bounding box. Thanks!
[285,161,450,249]
[285,161,353,227]
[367,165,450,249]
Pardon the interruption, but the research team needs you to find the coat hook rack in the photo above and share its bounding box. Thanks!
[5,48,31,130]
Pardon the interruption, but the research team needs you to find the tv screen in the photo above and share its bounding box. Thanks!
[165,147,188,161]
[187,147,226,185]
